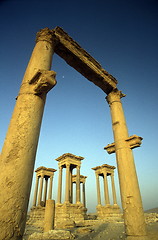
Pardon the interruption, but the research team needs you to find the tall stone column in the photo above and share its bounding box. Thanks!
[76,166,81,203]
[110,173,117,205]
[65,163,70,203]
[38,175,44,205]
[57,166,62,203]
[0,28,56,240]
[48,176,53,200]
[43,177,48,205]
[95,173,101,205]
[33,175,39,207]
[69,169,73,203]
[103,171,110,205]
[82,182,86,207]
[106,89,147,238]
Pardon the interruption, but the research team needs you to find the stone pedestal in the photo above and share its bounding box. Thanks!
[96,204,121,219]
[55,203,87,228]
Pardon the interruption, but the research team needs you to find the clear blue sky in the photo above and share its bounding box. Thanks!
[0,0,158,212]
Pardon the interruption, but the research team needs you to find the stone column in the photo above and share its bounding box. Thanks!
[69,169,73,203]
[76,166,81,203]
[110,173,117,205]
[44,199,55,232]
[103,172,110,205]
[33,175,39,207]
[57,166,62,203]
[65,163,70,203]
[82,182,86,207]
[43,177,48,205]
[48,175,53,200]
[0,28,56,239]
[38,175,44,205]
[96,173,101,205]
[106,89,147,238]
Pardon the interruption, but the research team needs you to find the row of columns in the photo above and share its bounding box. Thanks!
[92,164,117,206]
[57,164,82,204]
[33,167,56,207]
[56,153,85,205]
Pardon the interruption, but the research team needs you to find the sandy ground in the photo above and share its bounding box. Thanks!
[74,222,158,240]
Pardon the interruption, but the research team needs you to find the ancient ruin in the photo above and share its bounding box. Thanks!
[55,153,87,224]
[92,164,120,219]
[0,26,147,240]
[32,166,56,207]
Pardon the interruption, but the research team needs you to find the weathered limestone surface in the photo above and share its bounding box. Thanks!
[53,27,117,94]
[106,89,147,238]
[44,200,55,232]
[55,203,87,228]
[0,28,56,240]
[28,230,75,240]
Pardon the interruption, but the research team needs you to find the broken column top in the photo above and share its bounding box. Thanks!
[40,26,117,94]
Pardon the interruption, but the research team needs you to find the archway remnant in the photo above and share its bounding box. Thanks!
[0,27,147,239]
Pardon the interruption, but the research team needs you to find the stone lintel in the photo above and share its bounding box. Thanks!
[92,164,115,176]
[72,175,87,183]
[53,27,117,94]
[35,166,56,177]
[104,135,143,154]
[55,153,84,168]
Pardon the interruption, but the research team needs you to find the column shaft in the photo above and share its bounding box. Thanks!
[43,178,48,205]
[65,164,70,203]
[103,172,110,205]
[76,166,80,203]
[48,176,53,200]
[57,166,62,203]
[0,28,56,239]
[111,174,117,205]
[106,90,147,237]
[69,169,73,203]
[96,174,101,205]
[33,176,39,207]
[38,176,44,205]
[82,182,86,207]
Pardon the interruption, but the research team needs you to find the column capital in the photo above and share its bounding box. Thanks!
[106,89,126,105]
[36,28,56,45]
[76,165,80,170]
[104,134,143,154]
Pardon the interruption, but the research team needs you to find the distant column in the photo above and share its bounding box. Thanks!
[69,169,73,203]
[82,182,86,207]
[76,166,80,203]
[57,166,62,203]
[43,177,48,205]
[48,176,53,200]
[103,172,110,205]
[33,176,39,207]
[38,175,44,205]
[96,173,101,205]
[110,173,117,205]
[65,163,70,203]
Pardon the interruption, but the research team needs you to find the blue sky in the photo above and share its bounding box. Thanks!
[0,0,158,212]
